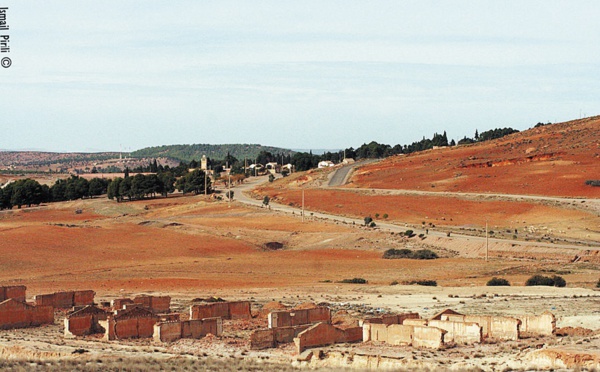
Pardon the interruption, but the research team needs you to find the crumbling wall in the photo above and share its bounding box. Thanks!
[361,312,420,326]
[268,307,331,328]
[153,317,223,343]
[294,323,362,353]
[190,301,251,320]
[103,308,159,340]
[153,321,181,342]
[363,323,413,345]
[403,319,428,327]
[133,295,171,313]
[0,285,26,303]
[0,299,53,330]
[34,290,95,309]
[229,301,251,320]
[519,312,555,336]
[428,320,482,344]
[111,298,134,310]
[64,306,107,338]
[250,325,311,350]
[443,314,521,341]
[412,326,446,349]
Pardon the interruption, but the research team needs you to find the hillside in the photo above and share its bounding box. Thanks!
[130,143,295,162]
[349,116,600,198]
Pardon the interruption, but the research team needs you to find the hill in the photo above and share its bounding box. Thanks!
[349,116,600,198]
[130,144,295,162]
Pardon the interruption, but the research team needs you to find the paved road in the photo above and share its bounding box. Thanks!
[232,175,598,252]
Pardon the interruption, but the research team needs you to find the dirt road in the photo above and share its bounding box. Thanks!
[234,175,599,252]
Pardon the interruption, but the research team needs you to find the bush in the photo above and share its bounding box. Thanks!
[383,248,438,260]
[339,278,367,284]
[596,279,600,288]
[585,180,600,187]
[412,249,438,259]
[364,216,373,226]
[487,277,510,286]
[552,275,566,288]
[383,248,413,259]
[411,280,437,286]
[404,230,414,237]
[525,274,566,287]
[383,214,388,219]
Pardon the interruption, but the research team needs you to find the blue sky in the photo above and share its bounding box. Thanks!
[1,1,599,152]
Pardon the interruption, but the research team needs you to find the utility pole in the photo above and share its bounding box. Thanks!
[302,189,305,222]
[485,219,489,262]
[204,169,207,196]
[228,173,231,208]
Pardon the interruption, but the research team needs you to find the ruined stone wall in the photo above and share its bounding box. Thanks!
[443,314,521,341]
[34,290,95,309]
[154,321,181,343]
[250,325,312,350]
[132,295,171,313]
[190,301,250,320]
[0,286,26,303]
[268,307,330,328]
[360,312,420,326]
[428,320,482,344]
[519,312,555,336]
[0,299,53,330]
[153,317,223,343]
[104,310,159,340]
[64,315,93,338]
[294,323,362,353]
[412,326,445,349]
[111,298,134,310]
[363,323,413,345]
[403,319,428,327]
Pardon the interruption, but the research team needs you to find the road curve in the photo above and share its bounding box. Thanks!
[232,175,598,252]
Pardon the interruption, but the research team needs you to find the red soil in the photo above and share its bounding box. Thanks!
[350,117,600,197]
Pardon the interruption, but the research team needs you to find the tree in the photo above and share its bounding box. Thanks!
[88,177,108,197]
[10,179,44,208]
[107,177,123,201]
[177,169,211,195]
[263,196,270,207]
[158,171,175,197]
[226,190,234,200]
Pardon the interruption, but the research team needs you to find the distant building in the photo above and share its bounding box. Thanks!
[201,155,208,170]
[265,162,281,175]
[318,160,335,168]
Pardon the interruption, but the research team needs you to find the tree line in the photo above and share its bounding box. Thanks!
[0,176,110,210]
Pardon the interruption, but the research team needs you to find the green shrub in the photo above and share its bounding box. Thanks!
[404,229,414,237]
[585,180,600,187]
[487,277,510,286]
[552,275,566,287]
[525,274,566,287]
[383,248,413,259]
[412,249,438,259]
[383,248,438,260]
[364,216,373,226]
[411,280,437,286]
[369,221,376,228]
[383,214,388,219]
[339,278,367,284]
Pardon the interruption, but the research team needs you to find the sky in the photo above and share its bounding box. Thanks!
[1,1,599,153]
